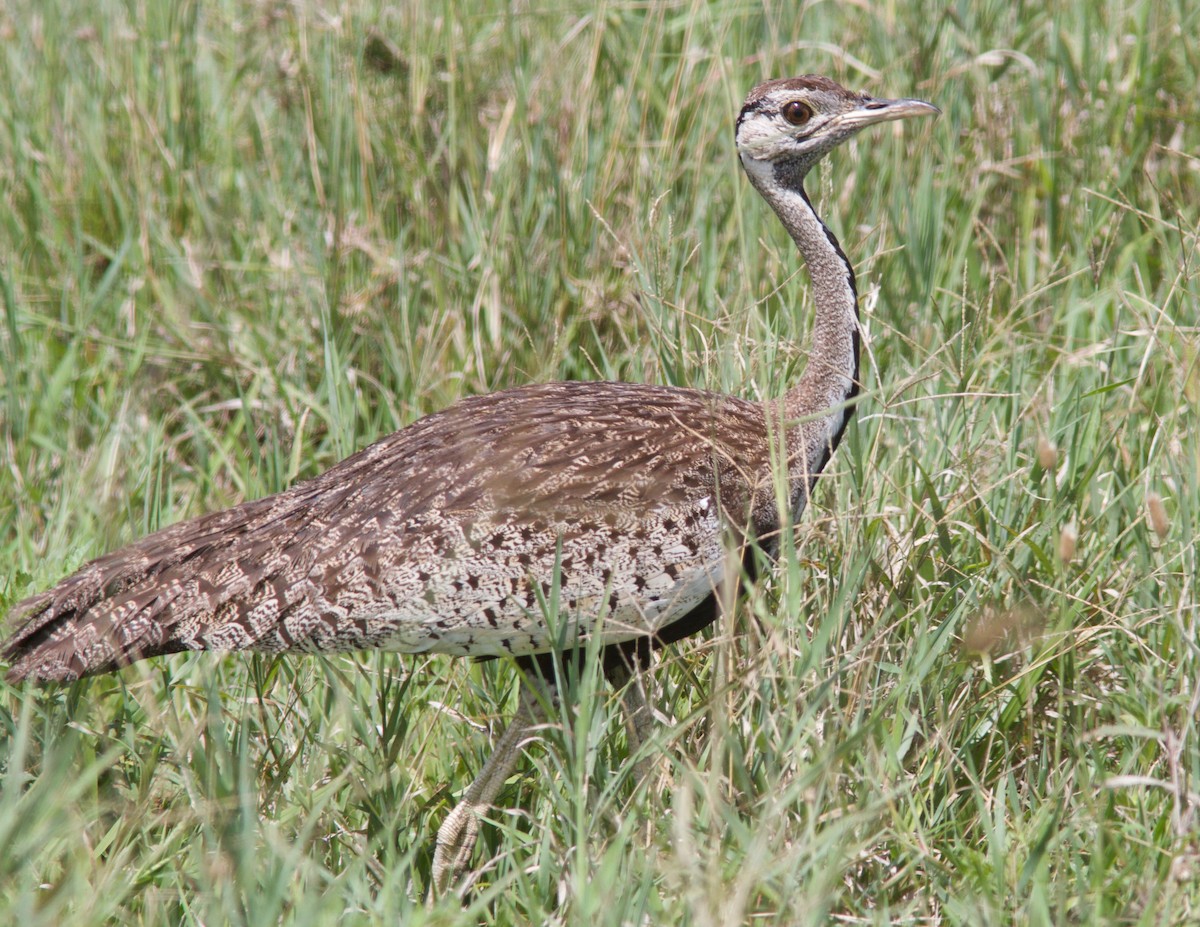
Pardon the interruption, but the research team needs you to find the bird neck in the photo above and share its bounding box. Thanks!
[744,158,860,519]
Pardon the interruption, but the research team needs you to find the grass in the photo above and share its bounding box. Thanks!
[1,0,1198,923]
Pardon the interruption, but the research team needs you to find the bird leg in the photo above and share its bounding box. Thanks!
[431,645,659,899]
[431,684,546,898]
[604,649,657,785]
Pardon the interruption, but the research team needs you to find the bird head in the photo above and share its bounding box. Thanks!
[735,75,939,186]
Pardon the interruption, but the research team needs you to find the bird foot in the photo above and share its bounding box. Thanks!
[428,688,542,902]
[431,798,485,898]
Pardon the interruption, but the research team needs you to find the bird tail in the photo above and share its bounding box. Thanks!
[4,572,196,683]
[3,498,284,684]
[4,607,188,683]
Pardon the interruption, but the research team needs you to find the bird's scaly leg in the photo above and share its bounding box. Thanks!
[604,651,657,785]
[431,684,545,897]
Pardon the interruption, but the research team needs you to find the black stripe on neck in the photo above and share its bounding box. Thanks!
[796,185,861,464]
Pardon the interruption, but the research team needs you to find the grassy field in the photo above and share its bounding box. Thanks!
[1,0,1198,923]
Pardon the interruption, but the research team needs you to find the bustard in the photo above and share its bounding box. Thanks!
[2,75,937,892]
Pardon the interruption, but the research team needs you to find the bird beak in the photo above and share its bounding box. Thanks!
[837,96,941,131]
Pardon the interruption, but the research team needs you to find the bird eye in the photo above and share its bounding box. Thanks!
[782,100,813,126]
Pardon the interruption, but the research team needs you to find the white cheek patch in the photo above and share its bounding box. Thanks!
[739,152,776,186]
[737,109,831,167]
[737,115,794,159]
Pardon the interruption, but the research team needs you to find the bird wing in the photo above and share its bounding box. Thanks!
[4,381,773,681]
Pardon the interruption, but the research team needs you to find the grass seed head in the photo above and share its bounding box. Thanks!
[1036,435,1058,471]
[1146,491,1169,540]
[1059,522,1078,564]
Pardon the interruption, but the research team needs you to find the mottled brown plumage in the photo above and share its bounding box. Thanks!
[5,382,776,681]
[2,75,937,894]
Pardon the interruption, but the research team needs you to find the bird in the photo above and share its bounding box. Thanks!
[2,75,938,893]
